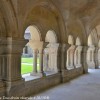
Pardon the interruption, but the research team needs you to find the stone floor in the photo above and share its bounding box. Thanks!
[28,69,100,100]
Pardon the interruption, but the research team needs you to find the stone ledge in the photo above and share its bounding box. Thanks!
[61,67,84,82]
[25,73,61,96]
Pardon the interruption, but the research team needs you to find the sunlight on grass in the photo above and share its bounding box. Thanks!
[21,57,40,74]
[21,64,33,74]
[22,57,39,64]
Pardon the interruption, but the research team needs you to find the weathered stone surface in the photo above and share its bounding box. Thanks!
[0,0,100,98]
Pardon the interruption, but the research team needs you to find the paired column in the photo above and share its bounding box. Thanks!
[38,49,45,77]
[74,46,82,68]
[30,48,45,77]
[30,49,38,75]
[28,41,48,77]
[37,43,49,77]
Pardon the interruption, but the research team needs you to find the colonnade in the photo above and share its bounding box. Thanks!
[0,36,99,97]
[26,34,100,78]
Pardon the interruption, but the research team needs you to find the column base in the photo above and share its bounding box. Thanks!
[30,72,38,76]
[37,72,46,77]
[44,68,51,72]
[6,79,25,97]
[30,72,46,77]
[67,66,74,70]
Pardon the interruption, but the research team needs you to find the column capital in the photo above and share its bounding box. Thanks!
[28,40,48,50]
[75,45,83,51]
[6,38,28,54]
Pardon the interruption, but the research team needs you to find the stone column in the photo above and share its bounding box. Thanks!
[67,45,76,70]
[74,46,82,68]
[61,44,70,71]
[43,48,49,71]
[28,41,48,77]
[30,49,38,76]
[5,38,28,97]
[81,46,88,73]
[87,46,95,69]
[37,42,48,77]
[54,44,60,73]
[94,47,99,69]
[38,49,46,77]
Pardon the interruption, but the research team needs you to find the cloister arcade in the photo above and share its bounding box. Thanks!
[0,0,100,98]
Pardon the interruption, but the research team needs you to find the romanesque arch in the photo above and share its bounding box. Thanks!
[44,30,59,73]
[21,25,47,77]
[74,37,82,68]
[66,35,76,70]
[1,0,99,97]
[87,34,95,69]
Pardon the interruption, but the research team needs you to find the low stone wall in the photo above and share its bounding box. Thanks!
[0,87,6,97]
[25,73,61,96]
[25,67,84,96]
[0,67,84,97]
[61,67,83,82]
[0,82,6,97]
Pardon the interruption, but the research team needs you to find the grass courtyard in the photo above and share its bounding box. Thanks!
[21,57,39,74]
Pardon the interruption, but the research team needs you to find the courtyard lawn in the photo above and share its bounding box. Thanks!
[21,57,39,74]
[22,57,39,64]
[21,64,33,74]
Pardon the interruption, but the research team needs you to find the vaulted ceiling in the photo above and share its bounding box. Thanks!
[0,0,100,45]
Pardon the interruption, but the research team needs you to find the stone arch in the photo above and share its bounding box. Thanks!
[87,34,95,69]
[0,0,18,37]
[45,30,57,43]
[76,37,81,46]
[21,0,66,43]
[23,25,42,57]
[22,25,44,76]
[68,35,74,45]
[66,35,75,70]
[26,25,41,41]
[44,30,59,73]
[74,37,82,68]
[88,34,93,46]
[0,12,6,36]
[88,25,100,68]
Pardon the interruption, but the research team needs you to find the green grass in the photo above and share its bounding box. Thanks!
[21,64,33,74]
[21,57,39,74]
[22,57,39,64]
[21,57,33,64]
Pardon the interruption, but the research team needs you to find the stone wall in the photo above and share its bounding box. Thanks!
[25,73,61,96]
[61,67,83,83]
[25,67,83,96]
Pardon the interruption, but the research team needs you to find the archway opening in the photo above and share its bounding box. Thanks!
[66,35,75,70]
[74,37,82,68]
[21,25,41,76]
[87,34,95,69]
[44,30,59,74]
